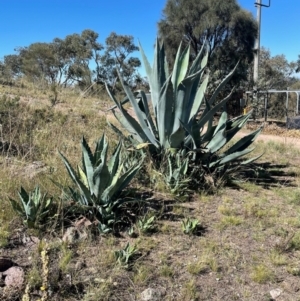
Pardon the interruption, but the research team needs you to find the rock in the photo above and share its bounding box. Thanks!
[270,288,282,299]
[22,235,40,249]
[62,217,92,243]
[3,266,24,288]
[141,288,162,301]
[62,227,78,243]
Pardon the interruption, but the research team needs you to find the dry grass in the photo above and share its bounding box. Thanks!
[1,84,300,300]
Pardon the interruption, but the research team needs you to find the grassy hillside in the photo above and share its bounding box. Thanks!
[1,83,300,301]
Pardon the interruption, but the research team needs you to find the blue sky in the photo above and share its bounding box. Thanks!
[0,0,299,65]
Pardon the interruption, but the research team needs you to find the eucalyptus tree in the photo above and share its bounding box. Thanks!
[158,0,257,92]
[95,32,141,89]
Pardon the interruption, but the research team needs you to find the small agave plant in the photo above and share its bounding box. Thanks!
[9,186,53,229]
[60,134,141,233]
[106,39,262,189]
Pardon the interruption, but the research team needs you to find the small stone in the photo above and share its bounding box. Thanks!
[141,288,162,301]
[22,235,40,249]
[93,278,105,283]
[75,260,85,271]
[270,288,282,299]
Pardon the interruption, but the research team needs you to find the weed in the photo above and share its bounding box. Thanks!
[218,216,243,229]
[133,264,150,284]
[218,204,236,216]
[289,232,300,250]
[27,265,43,288]
[59,244,73,273]
[159,222,174,234]
[287,265,300,276]
[269,250,288,266]
[0,226,10,248]
[181,279,199,300]
[250,264,275,283]
[159,264,174,277]
[187,261,208,275]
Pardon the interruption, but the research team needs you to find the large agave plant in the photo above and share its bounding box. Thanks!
[106,39,262,186]
[60,135,141,232]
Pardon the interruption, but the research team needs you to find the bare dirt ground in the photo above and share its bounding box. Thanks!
[243,121,300,151]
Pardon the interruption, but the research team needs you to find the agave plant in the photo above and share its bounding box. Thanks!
[9,186,54,229]
[106,39,262,188]
[114,242,137,268]
[59,135,141,232]
[182,217,200,235]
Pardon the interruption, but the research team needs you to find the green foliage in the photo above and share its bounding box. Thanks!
[181,217,200,235]
[107,39,262,189]
[137,215,156,234]
[158,0,257,90]
[95,32,141,89]
[3,29,142,92]
[9,186,54,228]
[60,134,141,233]
[114,242,137,268]
[165,150,190,195]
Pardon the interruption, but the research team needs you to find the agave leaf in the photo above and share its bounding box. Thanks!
[210,147,255,167]
[19,186,29,204]
[188,41,207,75]
[111,110,143,142]
[137,90,157,137]
[189,75,209,123]
[240,153,264,165]
[225,127,262,154]
[32,186,41,207]
[93,138,109,198]
[201,125,217,145]
[110,164,141,201]
[9,198,24,216]
[158,75,174,147]
[175,68,206,129]
[152,38,167,105]
[208,61,239,106]
[101,162,124,203]
[107,84,158,146]
[171,42,190,89]
[138,40,153,88]
[197,86,235,131]
[101,162,140,203]
[141,38,167,111]
[107,120,127,139]
[94,134,106,166]
[214,111,227,135]
[107,140,122,177]
[118,74,159,147]
[77,165,88,188]
[82,136,95,193]
[207,113,254,153]
[59,151,93,205]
